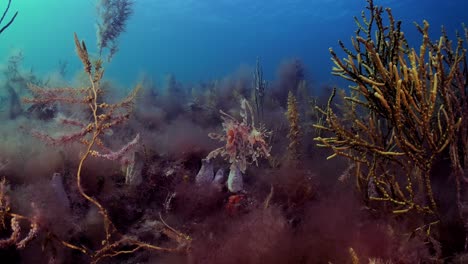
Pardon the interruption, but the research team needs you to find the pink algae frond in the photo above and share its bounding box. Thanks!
[207,98,271,173]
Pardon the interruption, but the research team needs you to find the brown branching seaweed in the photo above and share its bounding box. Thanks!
[0,178,39,250]
[23,33,190,263]
[285,91,302,165]
[314,0,467,238]
[207,98,271,192]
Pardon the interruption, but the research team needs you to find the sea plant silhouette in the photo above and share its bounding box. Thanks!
[0,0,18,35]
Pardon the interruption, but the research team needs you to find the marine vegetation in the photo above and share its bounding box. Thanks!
[0,0,467,263]
[253,57,267,122]
[205,98,271,192]
[285,90,302,165]
[315,0,467,258]
[2,33,188,263]
[96,0,134,61]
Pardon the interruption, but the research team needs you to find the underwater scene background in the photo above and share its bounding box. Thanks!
[0,0,467,263]
[1,0,467,86]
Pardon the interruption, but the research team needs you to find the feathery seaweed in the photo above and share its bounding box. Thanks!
[96,0,134,61]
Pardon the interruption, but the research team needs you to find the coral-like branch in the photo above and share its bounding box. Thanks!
[314,0,467,222]
[285,91,302,165]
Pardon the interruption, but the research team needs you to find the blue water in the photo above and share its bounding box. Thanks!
[0,0,467,89]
